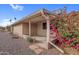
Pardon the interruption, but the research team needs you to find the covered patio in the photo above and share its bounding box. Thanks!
[18,9,52,50]
[21,9,51,43]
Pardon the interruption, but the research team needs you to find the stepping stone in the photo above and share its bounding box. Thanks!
[29,44,45,54]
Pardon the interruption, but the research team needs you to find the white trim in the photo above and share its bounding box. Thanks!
[29,20,31,37]
[46,19,50,43]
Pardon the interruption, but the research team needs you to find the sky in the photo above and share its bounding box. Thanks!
[0,4,79,27]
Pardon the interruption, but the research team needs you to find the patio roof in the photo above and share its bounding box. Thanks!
[11,8,53,26]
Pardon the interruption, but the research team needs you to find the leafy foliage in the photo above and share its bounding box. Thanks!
[50,12,79,49]
[27,37,34,43]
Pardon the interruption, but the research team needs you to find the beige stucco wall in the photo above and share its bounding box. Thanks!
[22,23,29,35]
[37,21,46,36]
[22,23,37,36]
[13,24,23,37]
[31,23,37,36]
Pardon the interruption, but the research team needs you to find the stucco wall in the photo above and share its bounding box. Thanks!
[22,23,37,36]
[13,24,23,37]
[31,23,37,36]
[37,21,46,36]
[22,23,29,35]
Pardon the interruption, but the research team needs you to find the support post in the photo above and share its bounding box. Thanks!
[29,20,31,37]
[46,19,50,44]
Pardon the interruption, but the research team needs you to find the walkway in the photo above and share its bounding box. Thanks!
[0,31,36,55]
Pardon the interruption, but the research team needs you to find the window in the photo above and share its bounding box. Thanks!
[42,22,47,29]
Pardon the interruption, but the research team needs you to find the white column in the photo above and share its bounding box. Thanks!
[46,19,50,43]
[29,20,31,37]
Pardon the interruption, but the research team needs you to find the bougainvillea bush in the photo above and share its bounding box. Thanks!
[50,11,79,50]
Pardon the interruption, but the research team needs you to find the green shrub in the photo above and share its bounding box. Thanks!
[70,40,79,46]
[27,37,34,43]
[77,35,79,38]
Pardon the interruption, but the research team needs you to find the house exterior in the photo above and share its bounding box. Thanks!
[11,9,56,44]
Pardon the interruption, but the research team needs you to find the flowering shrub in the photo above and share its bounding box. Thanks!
[50,11,79,50]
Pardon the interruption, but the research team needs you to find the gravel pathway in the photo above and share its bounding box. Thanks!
[0,31,36,55]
